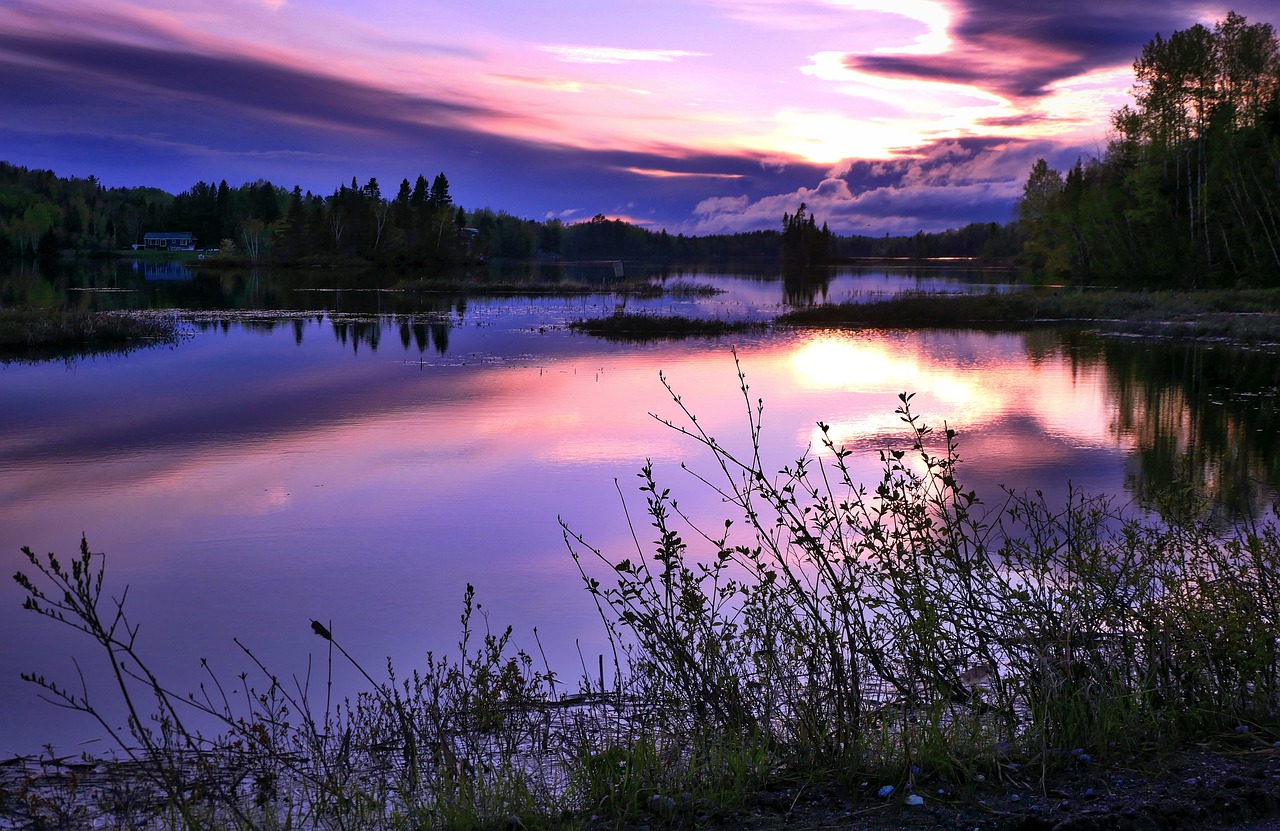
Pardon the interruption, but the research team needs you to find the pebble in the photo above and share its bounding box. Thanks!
[647,795,676,813]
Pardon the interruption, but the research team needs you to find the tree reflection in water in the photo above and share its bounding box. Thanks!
[1046,330,1280,519]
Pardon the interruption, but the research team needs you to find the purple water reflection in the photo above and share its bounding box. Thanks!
[0,300,1150,757]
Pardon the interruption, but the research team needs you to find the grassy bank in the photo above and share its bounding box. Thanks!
[568,311,766,340]
[9,366,1280,830]
[0,306,185,358]
[779,287,1280,343]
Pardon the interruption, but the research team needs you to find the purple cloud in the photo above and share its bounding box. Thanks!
[847,1,1280,101]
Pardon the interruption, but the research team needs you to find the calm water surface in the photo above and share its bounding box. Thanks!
[2,265,1277,756]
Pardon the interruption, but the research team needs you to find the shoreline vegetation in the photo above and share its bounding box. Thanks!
[567,311,767,341]
[567,285,1280,345]
[778,286,1280,344]
[8,384,1280,830]
[5,282,1280,357]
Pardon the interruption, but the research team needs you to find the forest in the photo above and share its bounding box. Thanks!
[0,160,1015,270]
[1019,11,1280,287]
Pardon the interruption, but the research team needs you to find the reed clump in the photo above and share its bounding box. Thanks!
[568,312,765,341]
[9,358,1280,829]
[0,307,184,353]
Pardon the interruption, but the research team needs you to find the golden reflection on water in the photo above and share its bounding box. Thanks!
[771,329,1124,474]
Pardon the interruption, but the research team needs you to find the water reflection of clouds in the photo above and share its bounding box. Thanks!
[785,333,999,441]
[790,336,920,390]
[779,330,1129,483]
[0,320,1152,756]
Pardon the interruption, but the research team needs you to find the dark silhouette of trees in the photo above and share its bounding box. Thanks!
[1019,10,1280,286]
[3,160,1019,272]
[780,202,833,268]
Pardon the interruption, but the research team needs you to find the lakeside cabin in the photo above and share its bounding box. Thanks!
[139,232,195,251]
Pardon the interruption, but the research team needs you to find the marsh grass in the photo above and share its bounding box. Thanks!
[10,356,1280,829]
[0,307,185,355]
[779,287,1280,343]
[568,312,766,341]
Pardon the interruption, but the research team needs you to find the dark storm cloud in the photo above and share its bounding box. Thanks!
[847,1,1277,100]
[0,28,829,229]
[0,32,487,138]
[976,114,1059,128]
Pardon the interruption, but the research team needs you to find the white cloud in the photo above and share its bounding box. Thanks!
[684,139,1060,235]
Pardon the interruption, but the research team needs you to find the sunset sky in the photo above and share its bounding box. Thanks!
[3,0,1278,235]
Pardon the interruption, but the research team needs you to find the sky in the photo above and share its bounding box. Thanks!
[3,0,1279,236]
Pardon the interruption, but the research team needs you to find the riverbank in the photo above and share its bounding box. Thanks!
[4,741,1277,830]
[714,744,1280,831]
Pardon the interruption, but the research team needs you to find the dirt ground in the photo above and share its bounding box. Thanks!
[3,741,1278,829]
[687,744,1280,831]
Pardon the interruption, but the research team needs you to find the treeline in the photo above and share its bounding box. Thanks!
[838,221,1020,260]
[465,210,785,261]
[0,162,172,262]
[0,165,475,268]
[1019,11,1280,287]
[1,160,1017,271]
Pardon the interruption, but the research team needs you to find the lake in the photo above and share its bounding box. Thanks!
[2,262,1278,757]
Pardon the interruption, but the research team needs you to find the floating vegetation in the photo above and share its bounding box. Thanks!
[0,307,188,363]
[568,311,766,341]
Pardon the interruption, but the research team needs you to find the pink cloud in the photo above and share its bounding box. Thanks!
[687,138,1050,235]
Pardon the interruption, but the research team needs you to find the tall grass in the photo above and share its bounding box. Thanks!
[10,356,1280,828]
